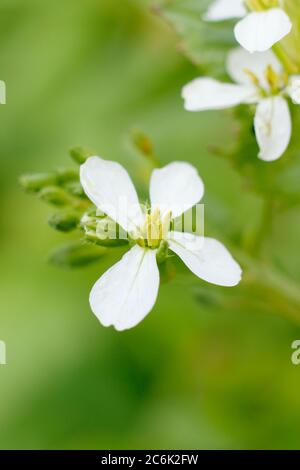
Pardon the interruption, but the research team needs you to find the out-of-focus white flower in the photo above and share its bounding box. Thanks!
[80,156,242,331]
[182,48,299,161]
[204,0,292,53]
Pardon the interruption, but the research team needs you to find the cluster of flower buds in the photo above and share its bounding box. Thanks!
[20,157,88,233]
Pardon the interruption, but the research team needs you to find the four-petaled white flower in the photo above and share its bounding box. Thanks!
[182,47,300,161]
[80,156,242,331]
[204,0,292,53]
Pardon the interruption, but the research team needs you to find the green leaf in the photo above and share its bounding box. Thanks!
[156,0,236,78]
[49,242,106,269]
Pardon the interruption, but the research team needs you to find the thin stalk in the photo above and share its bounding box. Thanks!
[233,246,300,323]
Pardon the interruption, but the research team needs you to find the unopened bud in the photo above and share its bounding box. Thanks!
[84,230,128,247]
[131,129,154,157]
[65,181,86,198]
[49,242,106,269]
[48,211,79,232]
[56,168,78,184]
[39,186,71,206]
[81,214,98,231]
[19,173,57,193]
[69,146,94,165]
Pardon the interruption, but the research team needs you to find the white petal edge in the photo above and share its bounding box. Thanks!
[254,96,291,162]
[80,156,144,233]
[234,9,292,53]
[89,245,159,331]
[226,47,282,89]
[182,77,257,111]
[203,0,246,21]
[150,162,204,219]
[287,75,300,105]
[168,232,242,287]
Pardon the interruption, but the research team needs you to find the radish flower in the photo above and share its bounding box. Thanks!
[182,47,300,161]
[204,1,292,53]
[80,156,242,331]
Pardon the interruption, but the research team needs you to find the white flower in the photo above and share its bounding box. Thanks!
[204,0,292,53]
[182,47,300,161]
[80,156,242,331]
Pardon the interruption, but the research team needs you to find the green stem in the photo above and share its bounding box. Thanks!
[232,246,300,323]
[205,215,300,323]
[273,0,300,74]
[273,43,299,74]
[247,0,300,73]
[244,197,274,256]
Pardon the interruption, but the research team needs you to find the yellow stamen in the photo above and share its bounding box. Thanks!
[139,208,172,249]
[244,68,260,87]
[246,0,279,11]
[265,65,288,93]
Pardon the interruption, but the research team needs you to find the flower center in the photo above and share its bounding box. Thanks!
[246,0,279,11]
[243,65,288,95]
[136,208,172,249]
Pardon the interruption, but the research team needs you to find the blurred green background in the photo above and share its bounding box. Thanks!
[1,0,300,450]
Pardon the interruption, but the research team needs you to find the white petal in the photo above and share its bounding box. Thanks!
[168,232,242,287]
[89,245,159,331]
[234,9,292,53]
[80,156,144,232]
[254,97,291,162]
[182,77,257,111]
[150,162,204,219]
[204,0,246,21]
[227,47,282,89]
[287,75,300,105]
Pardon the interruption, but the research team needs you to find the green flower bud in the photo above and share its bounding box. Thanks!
[81,214,129,247]
[69,146,94,165]
[83,218,97,231]
[64,181,86,199]
[86,207,106,218]
[49,242,106,269]
[38,186,71,206]
[131,129,154,157]
[19,173,57,193]
[56,168,79,185]
[84,230,128,247]
[130,129,158,166]
[48,211,80,232]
